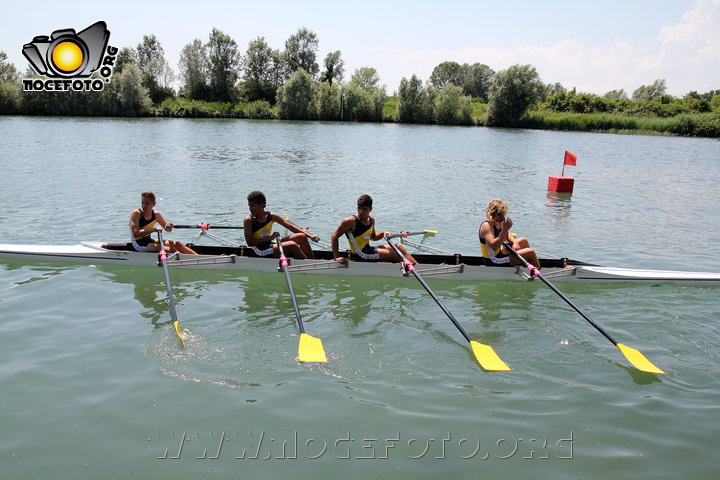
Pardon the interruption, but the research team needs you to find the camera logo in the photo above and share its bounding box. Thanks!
[22,21,118,92]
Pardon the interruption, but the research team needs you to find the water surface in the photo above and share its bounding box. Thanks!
[1,117,719,479]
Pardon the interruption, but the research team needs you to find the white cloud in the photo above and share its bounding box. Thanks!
[377,0,719,96]
[653,0,720,93]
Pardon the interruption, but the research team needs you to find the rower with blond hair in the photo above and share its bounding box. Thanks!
[479,198,540,269]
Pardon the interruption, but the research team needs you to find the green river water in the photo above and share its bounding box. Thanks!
[1,117,719,479]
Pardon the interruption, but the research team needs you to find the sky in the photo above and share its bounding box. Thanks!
[3,0,719,96]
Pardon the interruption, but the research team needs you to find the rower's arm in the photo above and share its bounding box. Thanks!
[272,214,318,240]
[331,218,353,260]
[481,222,505,251]
[129,210,162,238]
[371,230,390,241]
[243,216,256,246]
[155,212,173,232]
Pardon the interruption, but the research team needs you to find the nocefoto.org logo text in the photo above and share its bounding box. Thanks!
[22,21,118,92]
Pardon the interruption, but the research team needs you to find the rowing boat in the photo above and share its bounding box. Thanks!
[1,241,719,285]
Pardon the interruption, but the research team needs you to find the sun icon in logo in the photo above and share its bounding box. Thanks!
[51,41,84,73]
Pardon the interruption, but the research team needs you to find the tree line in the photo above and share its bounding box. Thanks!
[0,27,718,136]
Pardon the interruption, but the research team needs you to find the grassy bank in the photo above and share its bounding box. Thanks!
[145,97,720,138]
[520,110,720,137]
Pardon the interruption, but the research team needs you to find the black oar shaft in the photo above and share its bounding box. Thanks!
[537,273,616,345]
[157,231,179,322]
[386,238,471,343]
[277,239,306,334]
[504,242,618,345]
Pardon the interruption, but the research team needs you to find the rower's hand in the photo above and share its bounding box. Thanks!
[270,232,280,240]
[502,218,513,230]
[301,228,319,242]
[165,222,174,232]
[334,257,348,264]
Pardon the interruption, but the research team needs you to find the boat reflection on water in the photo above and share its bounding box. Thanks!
[545,191,573,217]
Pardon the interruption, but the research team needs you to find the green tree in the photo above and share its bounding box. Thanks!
[179,39,209,100]
[284,27,319,79]
[276,69,315,120]
[0,51,20,114]
[343,67,386,121]
[115,64,152,115]
[462,63,494,100]
[207,28,241,102]
[486,64,544,126]
[632,79,667,101]
[342,86,386,122]
[320,50,344,86]
[397,74,432,123]
[0,51,19,83]
[430,61,463,88]
[243,37,282,102]
[433,84,473,125]
[710,93,720,112]
[316,81,341,120]
[113,47,135,74]
[0,82,21,114]
[350,67,380,90]
[603,89,627,100]
[135,35,174,104]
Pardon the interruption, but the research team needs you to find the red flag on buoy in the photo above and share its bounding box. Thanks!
[550,150,578,192]
[561,151,577,177]
[564,151,578,166]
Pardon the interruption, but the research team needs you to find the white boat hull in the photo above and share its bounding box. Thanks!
[1,241,719,285]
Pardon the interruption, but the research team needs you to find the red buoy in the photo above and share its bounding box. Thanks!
[547,176,575,193]
[548,151,577,193]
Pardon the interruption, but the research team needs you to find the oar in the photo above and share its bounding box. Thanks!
[385,236,510,371]
[503,242,664,374]
[157,231,184,348]
[276,238,327,362]
[311,237,333,250]
[388,229,438,238]
[173,224,244,230]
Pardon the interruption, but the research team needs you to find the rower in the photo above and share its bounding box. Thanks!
[243,191,318,259]
[479,198,539,268]
[330,194,418,264]
[129,192,197,254]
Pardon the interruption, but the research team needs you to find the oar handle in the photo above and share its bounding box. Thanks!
[173,224,244,230]
[503,242,618,346]
[386,236,472,343]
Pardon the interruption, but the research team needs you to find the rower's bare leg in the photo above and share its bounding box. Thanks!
[378,244,418,264]
[273,241,307,259]
[287,233,315,259]
[509,238,540,269]
[163,240,197,255]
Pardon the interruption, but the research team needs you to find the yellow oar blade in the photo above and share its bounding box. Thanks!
[424,229,438,235]
[617,343,665,374]
[298,333,327,363]
[470,341,511,371]
[174,320,185,349]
